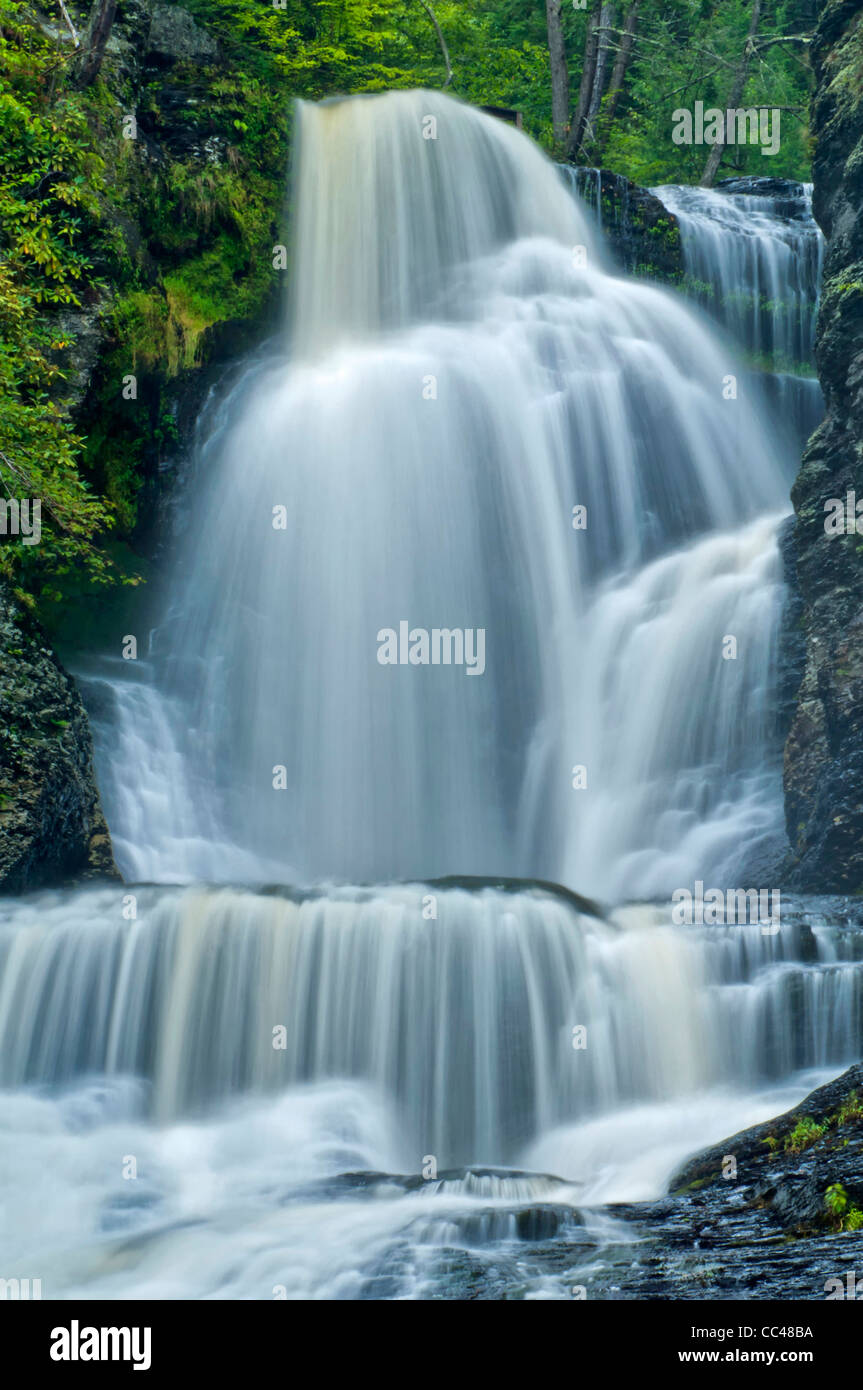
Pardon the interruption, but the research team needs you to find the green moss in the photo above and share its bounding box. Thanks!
[72,56,287,544]
[822,7,863,118]
[163,231,277,357]
[671,1175,712,1194]
[112,290,171,372]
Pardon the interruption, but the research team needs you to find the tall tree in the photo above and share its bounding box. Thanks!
[595,0,639,155]
[545,0,570,144]
[700,0,763,187]
[586,2,615,130]
[418,1,453,87]
[73,0,118,88]
[566,2,602,159]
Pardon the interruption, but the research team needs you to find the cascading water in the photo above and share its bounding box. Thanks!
[652,180,823,364]
[2,886,859,1150]
[1,882,860,1296]
[89,91,792,895]
[652,179,825,449]
[1,91,852,1300]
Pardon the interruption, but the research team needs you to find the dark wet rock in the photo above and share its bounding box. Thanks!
[139,79,228,163]
[0,587,118,891]
[560,166,683,281]
[309,1164,578,1201]
[423,874,607,922]
[99,0,155,96]
[586,1200,863,1300]
[551,1064,863,1301]
[752,1171,831,1231]
[777,515,808,741]
[782,0,863,893]
[670,1063,863,1232]
[715,175,814,220]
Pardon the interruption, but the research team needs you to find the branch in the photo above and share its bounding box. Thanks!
[752,33,813,49]
[57,0,81,47]
[663,65,724,99]
[0,454,71,532]
[701,0,763,186]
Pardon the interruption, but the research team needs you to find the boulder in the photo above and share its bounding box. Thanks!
[147,4,219,66]
[0,587,118,892]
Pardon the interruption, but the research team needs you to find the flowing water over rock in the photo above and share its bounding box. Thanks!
[1,92,847,1299]
[652,179,825,450]
[86,92,792,897]
[1,882,860,1297]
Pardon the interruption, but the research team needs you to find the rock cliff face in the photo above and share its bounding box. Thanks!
[0,590,117,891]
[783,0,863,892]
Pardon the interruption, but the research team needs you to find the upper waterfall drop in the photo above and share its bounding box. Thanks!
[88,90,794,897]
[290,90,598,353]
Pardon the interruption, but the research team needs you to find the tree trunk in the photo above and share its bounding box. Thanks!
[598,0,639,144]
[73,0,118,89]
[586,2,615,129]
[566,3,602,159]
[545,0,570,144]
[419,1,453,88]
[701,0,762,187]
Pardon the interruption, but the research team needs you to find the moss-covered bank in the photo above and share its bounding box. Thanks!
[58,0,290,563]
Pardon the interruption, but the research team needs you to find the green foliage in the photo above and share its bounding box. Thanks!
[824,1182,863,1232]
[185,0,814,175]
[834,1089,863,1127]
[597,0,812,183]
[785,1117,826,1152]
[183,0,560,142]
[846,1205,863,1232]
[825,1181,847,1217]
[0,0,114,601]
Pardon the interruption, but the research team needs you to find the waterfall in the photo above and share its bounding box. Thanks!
[1,884,859,1170]
[562,514,788,898]
[652,180,823,365]
[86,91,792,898]
[652,179,825,448]
[2,92,845,1299]
[557,164,603,232]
